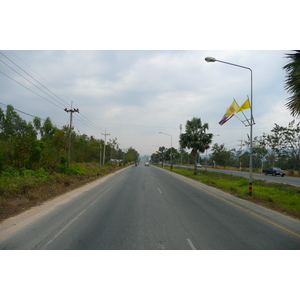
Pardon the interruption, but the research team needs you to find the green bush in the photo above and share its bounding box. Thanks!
[1,166,19,177]
[35,168,49,179]
[21,169,35,178]
[20,168,49,179]
[58,164,68,174]
[67,165,85,175]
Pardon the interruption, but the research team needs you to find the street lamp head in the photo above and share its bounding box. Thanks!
[205,57,216,63]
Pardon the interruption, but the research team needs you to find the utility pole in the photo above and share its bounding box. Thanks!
[99,142,102,165]
[64,105,79,164]
[102,129,110,165]
[179,124,182,165]
[238,137,243,171]
[238,138,244,151]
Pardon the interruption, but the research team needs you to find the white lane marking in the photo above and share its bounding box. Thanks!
[44,174,126,247]
[187,238,196,250]
[43,209,87,248]
[89,174,125,206]
[158,188,162,194]
[90,199,97,206]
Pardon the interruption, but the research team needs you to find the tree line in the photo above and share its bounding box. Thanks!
[0,105,139,174]
[209,120,300,176]
[151,117,300,177]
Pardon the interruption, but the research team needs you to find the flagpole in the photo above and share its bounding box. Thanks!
[205,57,254,196]
[233,114,244,123]
[241,111,251,126]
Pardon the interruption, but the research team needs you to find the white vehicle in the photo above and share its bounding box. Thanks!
[145,162,149,166]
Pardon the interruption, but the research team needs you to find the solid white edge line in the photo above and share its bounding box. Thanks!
[44,174,127,248]
[187,238,197,250]
[43,209,87,248]
[158,188,162,194]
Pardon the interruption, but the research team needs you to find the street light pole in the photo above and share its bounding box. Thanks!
[159,132,173,170]
[205,56,254,195]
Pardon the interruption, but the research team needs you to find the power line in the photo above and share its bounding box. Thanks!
[0,65,104,137]
[73,115,104,135]
[2,51,104,135]
[8,50,71,108]
[0,70,65,110]
[0,57,66,110]
[0,101,65,128]
[1,51,106,138]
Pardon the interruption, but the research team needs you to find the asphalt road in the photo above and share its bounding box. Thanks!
[1,165,300,250]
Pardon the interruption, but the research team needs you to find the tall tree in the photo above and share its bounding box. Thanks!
[283,50,300,117]
[210,143,231,169]
[158,146,166,168]
[125,147,139,163]
[180,117,213,175]
[270,121,300,176]
[164,147,179,168]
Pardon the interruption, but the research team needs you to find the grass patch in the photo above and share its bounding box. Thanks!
[0,163,126,221]
[169,166,300,220]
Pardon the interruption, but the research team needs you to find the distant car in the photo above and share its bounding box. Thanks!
[262,167,285,177]
[145,162,149,166]
[197,163,201,167]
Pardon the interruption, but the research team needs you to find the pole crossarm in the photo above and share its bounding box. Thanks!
[64,107,79,164]
[102,129,110,165]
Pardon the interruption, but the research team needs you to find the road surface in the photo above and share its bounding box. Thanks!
[0,165,299,249]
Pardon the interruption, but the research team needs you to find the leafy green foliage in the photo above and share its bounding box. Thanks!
[283,50,300,117]
[0,105,139,220]
[180,117,213,174]
[0,105,139,174]
[210,143,231,168]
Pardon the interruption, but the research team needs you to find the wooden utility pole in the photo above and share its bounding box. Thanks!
[64,106,79,164]
[102,129,110,165]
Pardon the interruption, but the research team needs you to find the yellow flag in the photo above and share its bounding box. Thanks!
[224,100,240,117]
[236,99,251,113]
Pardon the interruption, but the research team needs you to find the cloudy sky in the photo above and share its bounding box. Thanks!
[0,50,295,156]
[1,1,298,158]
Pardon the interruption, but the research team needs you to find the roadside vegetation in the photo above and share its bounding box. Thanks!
[152,118,300,177]
[0,163,127,221]
[165,166,300,220]
[0,105,140,222]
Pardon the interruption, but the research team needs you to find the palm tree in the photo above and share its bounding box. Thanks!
[283,50,300,118]
[180,117,213,175]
